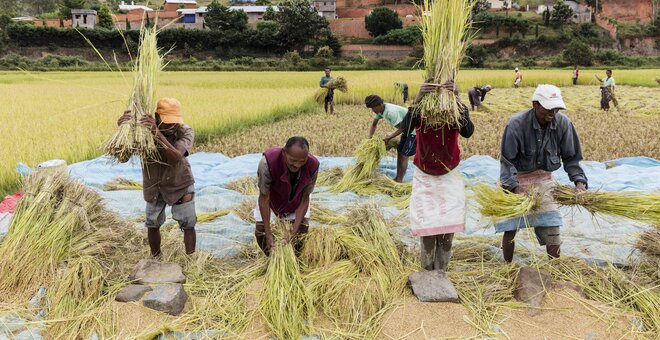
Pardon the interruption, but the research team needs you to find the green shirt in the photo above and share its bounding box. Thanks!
[374,103,416,136]
[320,76,333,86]
[602,77,615,89]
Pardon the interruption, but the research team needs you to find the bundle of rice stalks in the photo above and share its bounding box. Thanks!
[197,209,230,223]
[0,172,142,338]
[103,177,143,191]
[225,176,259,195]
[317,167,343,187]
[539,258,660,335]
[300,226,342,268]
[260,220,314,339]
[636,225,660,257]
[417,0,475,128]
[473,183,543,223]
[552,185,660,226]
[314,77,348,104]
[104,24,163,163]
[232,199,256,224]
[330,137,387,194]
[310,203,348,225]
[352,175,412,198]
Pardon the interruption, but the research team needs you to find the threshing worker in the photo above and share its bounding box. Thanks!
[595,69,618,111]
[394,82,409,103]
[117,98,197,258]
[514,67,522,88]
[401,79,475,272]
[320,68,335,115]
[364,95,416,183]
[255,136,319,256]
[467,84,492,111]
[572,66,579,85]
[497,84,588,262]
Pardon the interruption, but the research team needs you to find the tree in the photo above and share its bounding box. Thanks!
[276,0,328,51]
[24,0,59,16]
[97,2,113,29]
[125,17,131,30]
[551,0,573,29]
[562,39,593,66]
[263,5,277,21]
[470,0,490,16]
[543,8,550,26]
[204,0,248,32]
[255,0,271,5]
[365,7,402,37]
[0,0,22,16]
[59,0,88,19]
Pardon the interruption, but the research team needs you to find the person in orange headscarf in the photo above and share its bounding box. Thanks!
[117,98,197,257]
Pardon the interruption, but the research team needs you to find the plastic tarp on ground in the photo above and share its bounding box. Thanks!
[45,152,655,266]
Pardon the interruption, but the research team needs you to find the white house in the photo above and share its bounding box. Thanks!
[71,9,97,29]
[118,1,154,12]
[488,0,512,10]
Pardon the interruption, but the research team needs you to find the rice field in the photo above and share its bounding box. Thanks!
[1,69,658,195]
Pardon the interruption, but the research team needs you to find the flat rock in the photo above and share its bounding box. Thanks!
[143,284,188,316]
[514,266,552,316]
[130,259,186,284]
[409,270,460,303]
[115,284,152,302]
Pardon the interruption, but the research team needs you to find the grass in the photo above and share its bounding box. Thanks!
[1,69,659,195]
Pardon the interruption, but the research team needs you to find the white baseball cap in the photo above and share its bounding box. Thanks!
[532,84,566,110]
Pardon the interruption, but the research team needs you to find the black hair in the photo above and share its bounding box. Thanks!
[606,69,612,73]
[285,136,310,150]
[364,94,384,108]
[325,67,331,71]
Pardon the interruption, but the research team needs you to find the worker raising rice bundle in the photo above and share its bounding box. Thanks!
[417,0,474,128]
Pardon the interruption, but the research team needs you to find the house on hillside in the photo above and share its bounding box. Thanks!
[119,1,154,13]
[313,0,337,19]
[191,6,280,27]
[488,0,512,10]
[537,1,591,23]
[71,9,97,29]
[163,0,197,11]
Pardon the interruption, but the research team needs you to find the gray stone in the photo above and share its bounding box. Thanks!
[408,270,460,303]
[130,259,186,284]
[115,284,152,302]
[553,280,585,298]
[143,284,188,316]
[514,266,552,316]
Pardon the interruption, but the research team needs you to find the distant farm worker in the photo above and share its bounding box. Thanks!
[402,79,475,272]
[364,95,416,183]
[394,82,409,103]
[572,65,579,85]
[595,69,618,111]
[497,84,588,262]
[514,67,522,88]
[117,98,197,257]
[467,84,492,111]
[255,136,319,256]
[320,68,335,115]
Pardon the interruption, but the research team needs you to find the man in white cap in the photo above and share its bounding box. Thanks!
[514,68,522,88]
[496,84,588,262]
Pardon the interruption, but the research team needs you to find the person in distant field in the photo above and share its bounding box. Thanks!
[117,98,197,257]
[401,79,475,272]
[364,95,416,183]
[394,82,409,103]
[255,137,319,256]
[320,68,335,115]
[467,84,492,111]
[497,84,588,262]
[514,67,522,88]
[595,69,618,111]
[572,66,579,85]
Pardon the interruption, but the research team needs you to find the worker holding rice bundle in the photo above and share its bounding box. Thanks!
[320,68,335,114]
[403,80,475,272]
[498,85,588,262]
[467,84,492,112]
[364,95,416,183]
[117,98,197,257]
[595,69,618,112]
[255,137,319,256]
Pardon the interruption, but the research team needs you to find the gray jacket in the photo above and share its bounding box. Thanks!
[500,109,588,191]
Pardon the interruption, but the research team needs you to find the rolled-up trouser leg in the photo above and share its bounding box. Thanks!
[535,227,561,259]
[420,236,437,271]
[435,233,454,272]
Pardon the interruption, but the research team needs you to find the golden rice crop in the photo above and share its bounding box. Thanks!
[232,199,256,224]
[552,185,660,226]
[196,209,230,223]
[417,0,474,128]
[473,183,543,223]
[225,176,259,195]
[103,177,143,191]
[330,136,387,194]
[317,167,343,187]
[314,76,348,104]
[104,24,163,163]
[300,226,342,268]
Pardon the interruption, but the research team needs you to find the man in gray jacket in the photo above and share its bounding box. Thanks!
[496,84,588,262]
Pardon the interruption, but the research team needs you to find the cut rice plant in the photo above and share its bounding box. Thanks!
[314,76,349,104]
[473,183,543,223]
[552,185,660,226]
[232,199,256,224]
[260,219,314,339]
[417,0,475,128]
[330,137,387,194]
[317,167,343,187]
[197,209,230,223]
[300,227,342,268]
[103,177,143,191]
[104,24,163,163]
[225,176,259,195]
[636,225,660,257]
[310,203,348,225]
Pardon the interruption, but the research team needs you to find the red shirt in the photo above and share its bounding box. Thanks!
[413,122,462,176]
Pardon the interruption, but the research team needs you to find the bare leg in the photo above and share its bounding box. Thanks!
[435,233,454,272]
[324,101,328,113]
[148,228,161,258]
[330,101,334,115]
[420,236,436,271]
[547,245,560,259]
[395,152,408,183]
[184,229,196,255]
[502,230,517,263]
